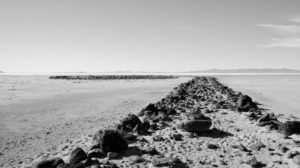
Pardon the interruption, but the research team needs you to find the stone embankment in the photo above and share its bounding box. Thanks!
[33,77,300,168]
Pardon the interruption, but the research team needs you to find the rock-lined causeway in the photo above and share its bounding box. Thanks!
[30,77,300,168]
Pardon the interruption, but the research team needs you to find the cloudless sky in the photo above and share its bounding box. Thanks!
[0,0,300,72]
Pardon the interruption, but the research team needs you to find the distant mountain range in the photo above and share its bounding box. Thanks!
[186,68,300,73]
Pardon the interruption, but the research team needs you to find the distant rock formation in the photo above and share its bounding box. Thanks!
[186,68,300,73]
[49,75,177,80]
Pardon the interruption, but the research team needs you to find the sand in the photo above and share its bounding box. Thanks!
[0,76,190,168]
[1,75,300,168]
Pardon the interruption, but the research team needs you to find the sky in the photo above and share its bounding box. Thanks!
[0,0,300,72]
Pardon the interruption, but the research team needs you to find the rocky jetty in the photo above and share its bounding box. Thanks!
[31,77,300,168]
[49,75,177,80]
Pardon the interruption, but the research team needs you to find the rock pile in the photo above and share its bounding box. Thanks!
[33,77,300,168]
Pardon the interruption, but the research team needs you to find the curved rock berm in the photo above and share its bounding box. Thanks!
[29,77,300,168]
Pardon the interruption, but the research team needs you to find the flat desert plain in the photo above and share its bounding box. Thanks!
[0,76,190,168]
[219,75,300,119]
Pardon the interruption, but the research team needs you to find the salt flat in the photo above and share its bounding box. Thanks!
[0,76,190,168]
[218,75,300,118]
[1,75,300,168]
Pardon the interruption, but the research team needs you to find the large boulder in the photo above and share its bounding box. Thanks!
[134,121,150,135]
[93,129,128,154]
[117,114,141,132]
[34,158,65,168]
[237,95,258,112]
[279,121,300,137]
[256,113,283,130]
[138,103,158,116]
[177,119,212,132]
[69,148,87,165]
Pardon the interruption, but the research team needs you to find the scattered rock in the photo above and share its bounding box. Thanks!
[143,147,159,155]
[134,121,150,135]
[87,149,106,159]
[34,158,64,168]
[236,95,258,112]
[279,121,300,137]
[93,129,128,154]
[30,77,294,168]
[245,156,262,167]
[287,151,300,159]
[69,148,87,165]
[257,113,282,130]
[170,134,183,141]
[117,114,141,132]
[177,119,212,132]
[207,144,219,150]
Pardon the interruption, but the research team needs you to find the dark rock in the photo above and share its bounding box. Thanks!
[279,121,300,137]
[287,151,300,159]
[87,149,106,159]
[279,146,289,153]
[177,119,212,132]
[170,134,183,141]
[237,95,258,112]
[143,147,159,155]
[35,158,64,168]
[186,111,210,120]
[207,144,219,150]
[122,133,137,141]
[124,146,144,156]
[245,156,262,167]
[256,113,282,130]
[93,129,128,154]
[134,121,150,135]
[70,148,87,165]
[117,114,141,132]
[87,160,100,168]
[167,108,177,115]
[246,112,261,120]
[170,158,188,168]
[138,103,157,116]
